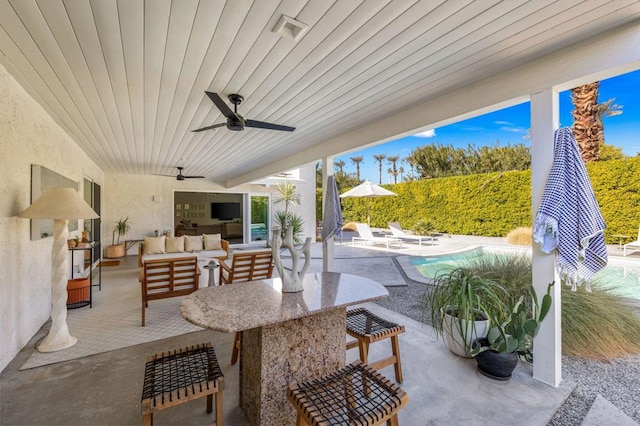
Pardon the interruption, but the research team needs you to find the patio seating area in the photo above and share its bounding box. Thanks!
[0,240,588,426]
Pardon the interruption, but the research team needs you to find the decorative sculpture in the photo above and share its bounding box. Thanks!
[271,227,312,292]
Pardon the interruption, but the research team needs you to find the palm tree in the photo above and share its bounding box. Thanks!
[387,155,400,184]
[333,160,346,174]
[571,82,624,163]
[350,156,364,181]
[571,82,600,163]
[399,166,405,182]
[595,98,623,150]
[373,154,387,184]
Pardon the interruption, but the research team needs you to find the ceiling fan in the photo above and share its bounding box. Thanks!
[157,167,205,181]
[192,92,295,133]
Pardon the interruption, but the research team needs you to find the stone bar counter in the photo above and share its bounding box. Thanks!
[180,272,389,426]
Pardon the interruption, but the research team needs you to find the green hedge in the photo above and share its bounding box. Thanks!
[336,156,640,242]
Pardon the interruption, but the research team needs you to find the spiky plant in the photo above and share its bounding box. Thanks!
[464,253,640,360]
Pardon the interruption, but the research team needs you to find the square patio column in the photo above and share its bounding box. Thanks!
[530,88,562,387]
[322,156,335,272]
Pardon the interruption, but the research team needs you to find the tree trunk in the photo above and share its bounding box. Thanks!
[571,82,600,163]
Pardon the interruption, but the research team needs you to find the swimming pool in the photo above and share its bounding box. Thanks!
[410,247,640,300]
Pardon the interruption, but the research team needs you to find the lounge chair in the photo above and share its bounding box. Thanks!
[623,226,640,256]
[388,222,434,246]
[353,223,402,249]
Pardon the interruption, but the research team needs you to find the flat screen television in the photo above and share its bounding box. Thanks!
[211,202,241,220]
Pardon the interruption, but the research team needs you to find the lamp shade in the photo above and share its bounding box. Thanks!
[19,187,99,220]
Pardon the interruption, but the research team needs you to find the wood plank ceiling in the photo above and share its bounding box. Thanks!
[1,0,639,185]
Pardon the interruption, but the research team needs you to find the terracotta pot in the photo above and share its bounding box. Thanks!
[104,244,125,258]
[67,278,90,304]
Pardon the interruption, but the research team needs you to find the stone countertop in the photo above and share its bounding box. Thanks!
[180,272,388,332]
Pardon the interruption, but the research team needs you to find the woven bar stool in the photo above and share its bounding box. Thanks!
[346,308,405,383]
[141,342,225,426]
[287,360,408,426]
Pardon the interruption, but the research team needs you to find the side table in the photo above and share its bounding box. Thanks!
[68,242,102,308]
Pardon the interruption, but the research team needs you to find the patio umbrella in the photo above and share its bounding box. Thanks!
[340,180,397,226]
[533,128,607,291]
[322,175,343,242]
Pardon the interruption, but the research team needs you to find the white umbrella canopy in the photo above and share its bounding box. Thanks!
[340,180,397,225]
[340,180,397,198]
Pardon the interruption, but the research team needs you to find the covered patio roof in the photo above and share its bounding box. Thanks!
[1,1,638,186]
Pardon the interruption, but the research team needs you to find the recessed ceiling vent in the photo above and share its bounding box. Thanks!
[272,15,308,41]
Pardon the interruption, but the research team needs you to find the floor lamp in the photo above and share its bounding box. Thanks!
[19,187,99,352]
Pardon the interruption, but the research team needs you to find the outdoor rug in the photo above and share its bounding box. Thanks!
[20,267,202,370]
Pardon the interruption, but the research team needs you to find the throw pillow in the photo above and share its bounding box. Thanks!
[165,236,185,253]
[143,236,166,254]
[184,235,204,252]
[203,233,222,250]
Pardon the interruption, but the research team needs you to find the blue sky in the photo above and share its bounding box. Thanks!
[335,69,640,184]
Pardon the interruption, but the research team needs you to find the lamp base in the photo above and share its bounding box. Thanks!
[37,333,78,352]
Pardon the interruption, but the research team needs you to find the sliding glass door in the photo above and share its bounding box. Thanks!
[249,195,270,242]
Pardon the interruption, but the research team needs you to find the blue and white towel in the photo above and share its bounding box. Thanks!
[322,175,343,242]
[533,128,608,291]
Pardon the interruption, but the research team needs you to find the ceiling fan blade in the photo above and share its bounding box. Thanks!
[152,173,177,178]
[245,119,295,132]
[183,175,206,179]
[192,122,226,132]
[206,91,238,119]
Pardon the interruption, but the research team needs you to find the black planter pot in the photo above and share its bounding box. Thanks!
[473,338,518,380]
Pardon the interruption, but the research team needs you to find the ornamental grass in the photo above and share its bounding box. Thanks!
[462,254,640,360]
[505,227,533,246]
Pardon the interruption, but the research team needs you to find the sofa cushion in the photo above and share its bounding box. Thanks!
[184,235,204,252]
[166,236,185,253]
[143,236,166,254]
[203,233,222,250]
[196,249,227,260]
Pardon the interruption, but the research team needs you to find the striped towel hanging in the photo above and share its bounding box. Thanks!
[533,127,608,290]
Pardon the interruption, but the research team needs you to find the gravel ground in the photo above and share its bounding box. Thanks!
[371,270,640,425]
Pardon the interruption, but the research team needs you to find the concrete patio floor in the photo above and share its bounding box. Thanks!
[5,233,636,425]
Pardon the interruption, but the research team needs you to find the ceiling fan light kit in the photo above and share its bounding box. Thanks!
[193,92,295,133]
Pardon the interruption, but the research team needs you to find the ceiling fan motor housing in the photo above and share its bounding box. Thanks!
[227,115,246,131]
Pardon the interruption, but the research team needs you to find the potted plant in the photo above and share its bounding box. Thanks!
[425,267,507,357]
[104,217,130,258]
[273,182,304,244]
[471,282,554,380]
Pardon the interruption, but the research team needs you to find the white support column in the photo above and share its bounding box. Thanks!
[322,157,335,272]
[530,89,562,387]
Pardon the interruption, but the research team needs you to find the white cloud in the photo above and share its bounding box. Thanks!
[414,129,436,138]
[500,126,527,134]
[494,120,513,125]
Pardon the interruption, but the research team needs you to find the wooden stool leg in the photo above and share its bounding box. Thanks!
[142,413,152,426]
[231,332,240,365]
[357,340,369,364]
[215,391,224,426]
[207,394,213,414]
[296,412,306,426]
[387,413,399,426]
[391,335,403,383]
[141,299,146,327]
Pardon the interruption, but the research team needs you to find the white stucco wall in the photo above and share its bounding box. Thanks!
[0,64,104,372]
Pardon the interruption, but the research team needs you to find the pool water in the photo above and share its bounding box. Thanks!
[410,247,640,300]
